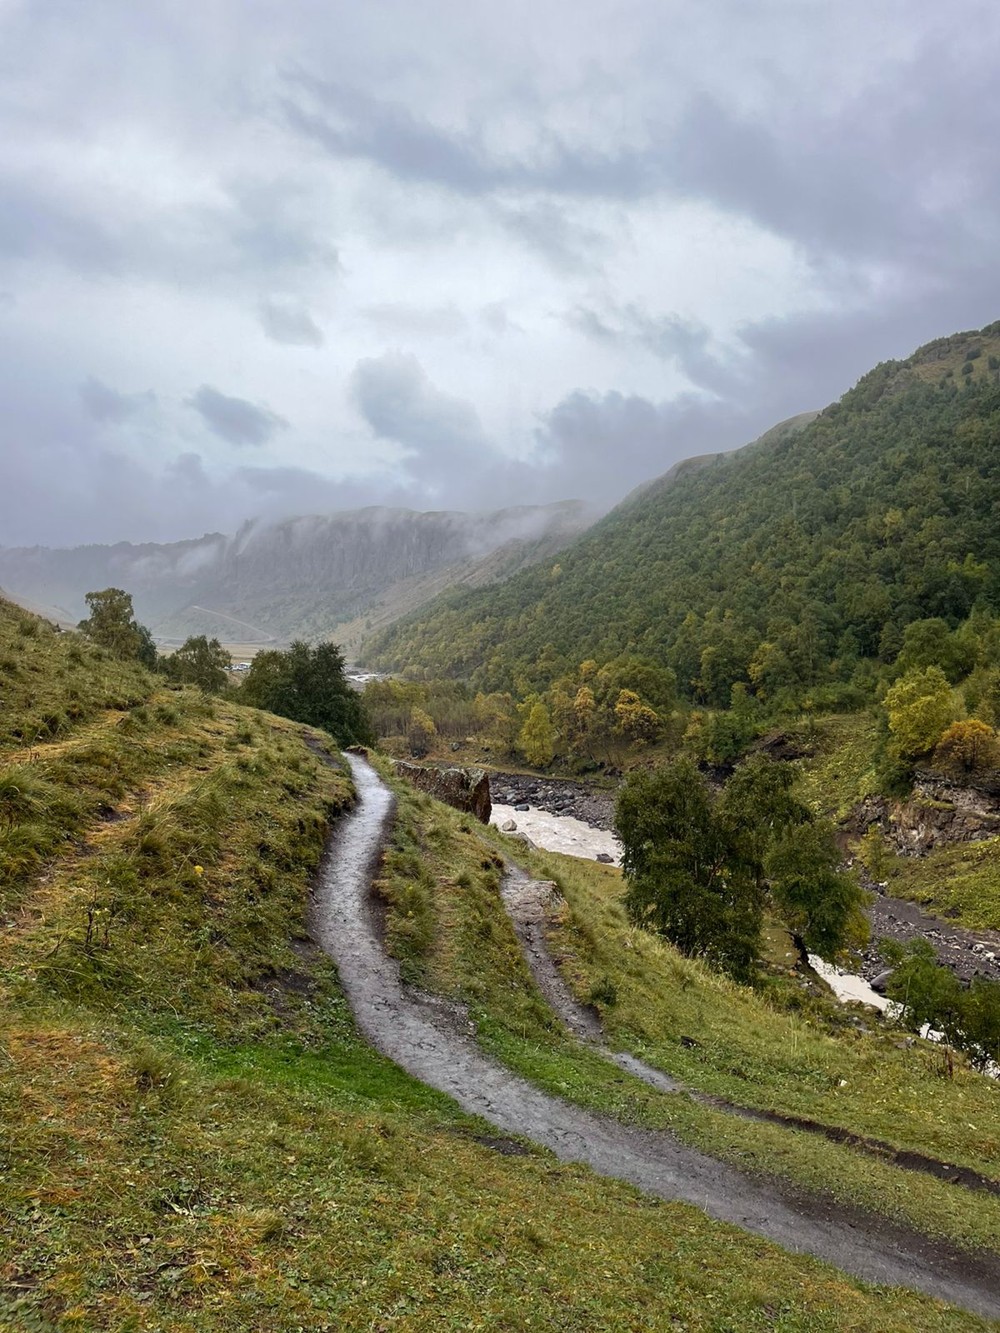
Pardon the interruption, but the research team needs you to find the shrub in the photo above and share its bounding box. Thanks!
[932,719,999,775]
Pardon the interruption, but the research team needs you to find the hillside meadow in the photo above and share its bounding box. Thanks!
[7,600,995,1328]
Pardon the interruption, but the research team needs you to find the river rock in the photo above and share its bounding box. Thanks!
[506,830,537,849]
[392,761,492,824]
[501,819,517,832]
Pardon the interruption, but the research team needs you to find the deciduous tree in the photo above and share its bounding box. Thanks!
[616,756,867,981]
[77,588,156,666]
[241,640,372,746]
[163,635,231,692]
[518,699,555,767]
[932,719,999,774]
[883,666,956,757]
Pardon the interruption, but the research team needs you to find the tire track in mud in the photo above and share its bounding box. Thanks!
[310,753,1000,1320]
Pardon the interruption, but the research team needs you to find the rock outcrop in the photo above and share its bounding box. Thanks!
[393,762,492,824]
[855,772,1000,855]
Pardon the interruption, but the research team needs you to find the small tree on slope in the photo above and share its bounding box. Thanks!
[615,756,868,981]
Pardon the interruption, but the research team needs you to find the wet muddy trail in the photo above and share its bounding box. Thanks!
[500,867,1000,1194]
[309,753,1000,1320]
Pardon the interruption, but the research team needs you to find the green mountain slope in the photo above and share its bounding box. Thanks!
[362,324,1000,701]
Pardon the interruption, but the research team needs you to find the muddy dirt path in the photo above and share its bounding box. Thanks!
[310,753,1000,1320]
[500,867,1000,1195]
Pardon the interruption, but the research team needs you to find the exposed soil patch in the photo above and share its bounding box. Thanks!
[468,1132,533,1157]
[95,803,130,823]
[310,753,1000,1320]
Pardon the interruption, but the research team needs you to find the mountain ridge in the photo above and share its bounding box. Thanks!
[0,499,594,649]
[361,320,1000,699]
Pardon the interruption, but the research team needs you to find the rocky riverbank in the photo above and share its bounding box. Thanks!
[854,865,1000,986]
[489,771,617,831]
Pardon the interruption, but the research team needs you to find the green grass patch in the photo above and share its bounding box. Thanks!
[374,769,1000,1256]
[0,598,151,754]
[877,836,1000,932]
[4,1012,989,1333]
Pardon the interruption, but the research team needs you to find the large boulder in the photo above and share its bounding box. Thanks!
[393,762,492,824]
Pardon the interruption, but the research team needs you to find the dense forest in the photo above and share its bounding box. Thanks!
[363,324,1000,714]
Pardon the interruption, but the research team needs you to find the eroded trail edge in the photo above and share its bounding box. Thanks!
[310,753,1000,1320]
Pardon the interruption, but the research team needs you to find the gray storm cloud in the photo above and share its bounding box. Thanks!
[187,385,288,448]
[350,352,489,479]
[259,300,325,347]
[2,1,1000,548]
[79,378,157,425]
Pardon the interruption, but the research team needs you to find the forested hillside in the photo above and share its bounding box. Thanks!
[364,324,1000,705]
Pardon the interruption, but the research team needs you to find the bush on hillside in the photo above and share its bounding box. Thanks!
[931,719,999,774]
[240,641,373,747]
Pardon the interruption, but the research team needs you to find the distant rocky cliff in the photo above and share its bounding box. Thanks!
[0,501,593,648]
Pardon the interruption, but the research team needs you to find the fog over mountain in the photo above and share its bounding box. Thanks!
[0,501,592,650]
[3,2,1000,547]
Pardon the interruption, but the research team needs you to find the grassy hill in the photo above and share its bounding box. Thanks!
[3,597,999,1329]
[361,323,1000,701]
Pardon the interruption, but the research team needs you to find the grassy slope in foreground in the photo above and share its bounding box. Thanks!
[3,604,989,1329]
[374,768,1000,1259]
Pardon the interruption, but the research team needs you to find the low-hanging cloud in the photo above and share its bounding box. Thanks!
[259,299,325,347]
[350,351,489,479]
[79,377,156,425]
[187,384,289,447]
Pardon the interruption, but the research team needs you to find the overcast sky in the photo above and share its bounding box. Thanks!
[2,0,1000,547]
